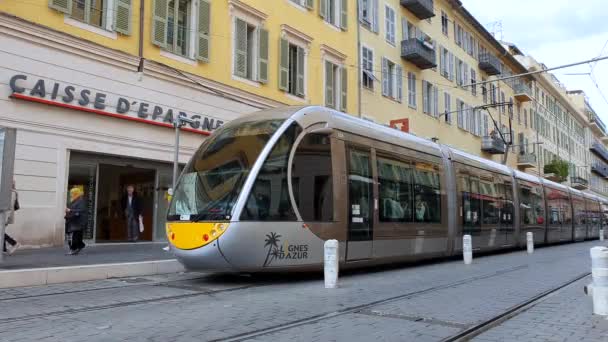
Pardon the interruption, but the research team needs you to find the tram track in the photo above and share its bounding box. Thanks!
[440,272,592,342]
[210,264,529,342]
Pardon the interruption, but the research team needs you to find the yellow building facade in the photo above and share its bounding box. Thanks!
[1,0,358,112]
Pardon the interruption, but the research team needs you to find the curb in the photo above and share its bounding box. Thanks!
[0,259,185,289]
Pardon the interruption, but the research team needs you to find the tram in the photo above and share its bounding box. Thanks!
[166,106,608,272]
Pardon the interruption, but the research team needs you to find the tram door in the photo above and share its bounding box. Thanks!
[346,149,374,261]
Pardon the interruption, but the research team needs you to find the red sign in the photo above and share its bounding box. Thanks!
[389,118,409,133]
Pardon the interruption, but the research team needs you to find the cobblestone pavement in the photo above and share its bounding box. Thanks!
[0,241,606,342]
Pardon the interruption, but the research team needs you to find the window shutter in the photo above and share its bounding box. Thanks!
[396,65,403,102]
[296,47,305,96]
[448,53,454,81]
[279,38,289,91]
[340,67,347,111]
[402,18,408,40]
[196,0,211,62]
[258,28,269,83]
[433,86,439,117]
[305,0,314,10]
[422,80,428,113]
[438,45,444,75]
[49,0,71,14]
[319,0,327,19]
[325,61,334,108]
[372,0,379,33]
[340,0,348,30]
[381,58,389,96]
[234,18,248,78]
[113,0,132,35]
[152,0,168,47]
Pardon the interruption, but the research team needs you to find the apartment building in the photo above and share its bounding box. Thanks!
[0,0,357,247]
[358,0,535,169]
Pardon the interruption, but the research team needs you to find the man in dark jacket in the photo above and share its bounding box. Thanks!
[65,187,87,255]
[121,185,143,242]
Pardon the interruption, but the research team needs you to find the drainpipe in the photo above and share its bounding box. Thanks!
[137,0,145,79]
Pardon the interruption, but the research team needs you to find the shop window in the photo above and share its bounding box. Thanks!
[67,164,97,240]
[292,133,333,221]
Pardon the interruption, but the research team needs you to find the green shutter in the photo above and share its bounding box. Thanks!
[114,0,132,35]
[279,38,289,91]
[234,18,248,78]
[325,61,334,108]
[196,0,211,62]
[49,0,71,14]
[319,0,326,19]
[305,0,314,10]
[152,0,168,47]
[340,67,347,111]
[258,28,269,83]
[340,0,347,30]
[296,46,305,96]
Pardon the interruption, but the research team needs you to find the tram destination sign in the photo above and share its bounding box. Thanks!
[8,74,223,135]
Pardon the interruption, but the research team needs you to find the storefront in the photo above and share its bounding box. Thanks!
[0,19,271,247]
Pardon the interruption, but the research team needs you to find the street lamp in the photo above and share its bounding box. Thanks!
[172,114,195,192]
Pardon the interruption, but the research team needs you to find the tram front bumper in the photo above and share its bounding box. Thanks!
[170,242,234,271]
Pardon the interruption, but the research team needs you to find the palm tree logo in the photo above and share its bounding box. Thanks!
[263,232,281,267]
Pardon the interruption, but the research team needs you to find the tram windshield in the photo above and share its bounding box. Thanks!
[168,119,285,221]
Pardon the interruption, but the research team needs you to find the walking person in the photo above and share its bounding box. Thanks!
[3,179,20,255]
[121,185,143,242]
[65,187,87,255]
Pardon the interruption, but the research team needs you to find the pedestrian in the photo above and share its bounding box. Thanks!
[121,185,143,242]
[65,187,87,255]
[3,179,20,255]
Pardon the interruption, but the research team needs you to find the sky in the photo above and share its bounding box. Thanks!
[463,0,608,122]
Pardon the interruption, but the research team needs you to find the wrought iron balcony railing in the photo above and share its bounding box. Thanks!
[401,38,437,70]
[400,0,435,20]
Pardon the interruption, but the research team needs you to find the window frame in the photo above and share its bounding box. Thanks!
[166,0,194,58]
[384,4,396,45]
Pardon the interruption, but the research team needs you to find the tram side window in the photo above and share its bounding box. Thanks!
[292,133,333,221]
[413,164,441,223]
[546,189,562,225]
[479,179,500,225]
[573,199,586,225]
[497,181,514,225]
[519,184,544,225]
[377,157,413,222]
[241,123,302,221]
[460,175,480,229]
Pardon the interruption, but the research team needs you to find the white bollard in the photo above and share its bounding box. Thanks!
[526,232,534,254]
[324,239,339,289]
[463,234,472,265]
[600,229,605,241]
[590,246,608,316]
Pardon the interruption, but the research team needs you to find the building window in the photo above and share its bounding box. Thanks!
[422,81,438,117]
[151,0,210,61]
[359,0,378,32]
[49,0,132,34]
[361,46,375,90]
[438,46,454,81]
[457,99,465,129]
[279,39,306,97]
[382,57,402,101]
[471,69,477,96]
[320,0,347,29]
[325,60,347,111]
[441,11,449,36]
[385,5,396,45]
[234,18,269,82]
[290,0,313,9]
[444,92,452,124]
[501,91,506,113]
[408,72,416,108]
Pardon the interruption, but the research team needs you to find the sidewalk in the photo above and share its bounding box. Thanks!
[0,243,183,288]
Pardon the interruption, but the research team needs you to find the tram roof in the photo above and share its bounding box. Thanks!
[447,148,513,175]
[541,178,570,192]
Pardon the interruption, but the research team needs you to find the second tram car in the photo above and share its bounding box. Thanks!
[166,106,608,272]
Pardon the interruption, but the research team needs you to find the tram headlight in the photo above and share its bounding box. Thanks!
[216,223,226,231]
[210,229,217,237]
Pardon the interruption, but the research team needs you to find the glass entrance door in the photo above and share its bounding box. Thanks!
[155,171,172,240]
[346,149,374,261]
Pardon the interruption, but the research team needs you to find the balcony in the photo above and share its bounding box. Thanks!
[479,51,502,76]
[591,161,608,178]
[481,136,506,154]
[517,153,537,168]
[589,113,608,138]
[513,83,532,102]
[590,141,608,162]
[571,176,589,190]
[400,0,435,20]
[401,38,437,70]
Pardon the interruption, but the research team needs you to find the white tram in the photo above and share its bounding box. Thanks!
[166,106,608,272]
